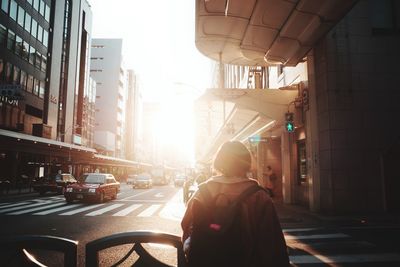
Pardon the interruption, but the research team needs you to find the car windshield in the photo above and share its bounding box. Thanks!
[82,174,105,184]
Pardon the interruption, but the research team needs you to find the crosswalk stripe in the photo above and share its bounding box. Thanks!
[8,202,66,215]
[285,233,349,240]
[85,204,124,216]
[0,202,30,210]
[283,228,321,233]
[59,204,105,215]
[33,204,83,215]
[0,202,10,207]
[137,205,161,217]
[112,204,142,216]
[0,201,59,213]
[290,253,400,264]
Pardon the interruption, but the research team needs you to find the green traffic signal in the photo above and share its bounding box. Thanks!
[286,121,294,132]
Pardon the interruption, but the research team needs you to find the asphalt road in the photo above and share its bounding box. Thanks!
[0,183,186,266]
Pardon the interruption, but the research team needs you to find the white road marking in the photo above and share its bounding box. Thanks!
[0,201,58,213]
[0,202,10,206]
[85,204,124,216]
[59,204,105,215]
[112,204,142,216]
[159,190,185,221]
[289,253,400,264]
[8,202,66,215]
[0,202,30,210]
[285,233,349,240]
[154,193,164,198]
[119,189,157,200]
[33,204,83,215]
[137,204,161,217]
[283,228,321,233]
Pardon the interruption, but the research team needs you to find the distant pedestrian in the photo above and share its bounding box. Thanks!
[264,165,277,197]
[181,141,289,267]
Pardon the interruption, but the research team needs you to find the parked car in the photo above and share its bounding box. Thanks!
[133,173,153,189]
[174,175,187,187]
[64,173,120,203]
[126,174,137,185]
[32,173,77,196]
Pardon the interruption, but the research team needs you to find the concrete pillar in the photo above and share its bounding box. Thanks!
[306,50,321,212]
[281,131,293,204]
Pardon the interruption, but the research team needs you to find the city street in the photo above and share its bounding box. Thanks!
[1,184,400,266]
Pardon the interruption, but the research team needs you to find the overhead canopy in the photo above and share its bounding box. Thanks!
[195,0,357,66]
[195,87,298,163]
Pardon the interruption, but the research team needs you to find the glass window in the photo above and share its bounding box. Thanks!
[15,35,22,56]
[24,13,31,32]
[9,0,17,20]
[17,6,24,27]
[42,29,48,46]
[29,46,35,65]
[7,29,15,51]
[41,54,47,72]
[33,78,39,95]
[0,24,6,46]
[22,41,29,60]
[39,80,45,98]
[33,0,39,11]
[37,25,43,43]
[27,0,32,5]
[1,0,9,14]
[20,70,27,90]
[39,0,44,16]
[12,65,20,84]
[35,51,41,69]
[31,19,37,38]
[26,74,33,93]
[45,4,50,22]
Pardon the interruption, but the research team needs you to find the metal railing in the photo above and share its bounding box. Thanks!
[0,231,186,267]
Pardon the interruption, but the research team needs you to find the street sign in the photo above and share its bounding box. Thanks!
[248,136,268,143]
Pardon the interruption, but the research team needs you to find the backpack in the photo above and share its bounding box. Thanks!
[187,183,263,267]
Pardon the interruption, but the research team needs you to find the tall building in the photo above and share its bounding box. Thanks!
[0,0,94,180]
[125,69,140,161]
[90,38,126,158]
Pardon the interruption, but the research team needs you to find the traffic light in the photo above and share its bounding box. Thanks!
[285,112,295,133]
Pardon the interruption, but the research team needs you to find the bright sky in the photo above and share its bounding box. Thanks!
[90,0,213,166]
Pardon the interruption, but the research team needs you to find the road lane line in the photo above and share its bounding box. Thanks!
[59,204,105,215]
[289,253,400,264]
[8,202,66,215]
[33,204,83,215]
[0,202,30,210]
[119,189,157,200]
[112,204,142,216]
[0,201,59,213]
[85,204,124,216]
[284,233,349,240]
[137,204,161,217]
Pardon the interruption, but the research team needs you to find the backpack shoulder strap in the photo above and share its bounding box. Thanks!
[198,183,213,208]
[232,184,263,205]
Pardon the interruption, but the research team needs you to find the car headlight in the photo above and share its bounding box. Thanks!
[66,188,73,192]
[89,188,96,193]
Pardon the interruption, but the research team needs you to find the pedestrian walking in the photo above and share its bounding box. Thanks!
[181,141,289,267]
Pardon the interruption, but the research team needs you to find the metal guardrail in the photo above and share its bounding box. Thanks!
[0,231,186,267]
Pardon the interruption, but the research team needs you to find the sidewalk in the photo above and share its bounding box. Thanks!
[274,201,400,228]
[0,187,36,200]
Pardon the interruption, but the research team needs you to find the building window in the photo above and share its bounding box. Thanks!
[17,6,24,27]
[41,54,47,72]
[5,62,12,83]
[44,4,50,22]
[43,29,48,47]
[33,78,39,95]
[20,70,27,90]
[0,59,4,82]
[9,0,16,20]
[297,140,307,185]
[37,25,43,43]
[15,35,22,56]
[29,46,35,65]
[22,41,29,60]
[1,0,9,14]
[92,45,104,48]
[31,19,37,38]
[26,74,33,93]
[33,0,39,11]
[24,13,31,32]
[7,29,15,51]
[39,80,45,98]
[370,0,400,34]
[0,24,6,46]
[39,0,45,16]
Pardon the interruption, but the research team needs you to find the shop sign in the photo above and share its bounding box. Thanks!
[0,84,24,100]
[0,96,19,106]
[50,94,58,104]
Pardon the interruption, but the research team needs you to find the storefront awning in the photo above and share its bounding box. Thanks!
[195,0,357,66]
[195,87,298,163]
